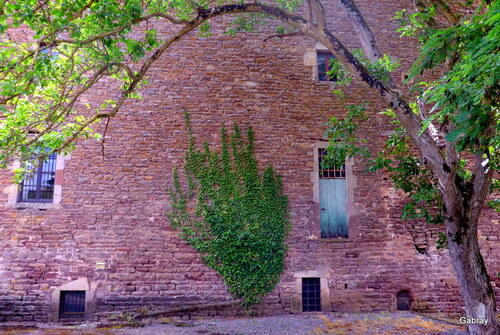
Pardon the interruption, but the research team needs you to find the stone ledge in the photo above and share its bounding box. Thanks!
[5,202,61,210]
[319,238,352,243]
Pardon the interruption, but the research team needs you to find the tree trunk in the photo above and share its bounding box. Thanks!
[445,196,500,335]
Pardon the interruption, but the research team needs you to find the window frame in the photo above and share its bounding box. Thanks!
[291,270,332,313]
[316,51,337,82]
[311,142,359,240]
[302,277,322,312]
[17,152,57,203]
[5,154,69,210]
[317,147,348,238]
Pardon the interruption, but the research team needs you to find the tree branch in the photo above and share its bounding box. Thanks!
[306,0,327,30]
[12,2,447,191]
[53,12,189,46]
[337,0,382,62]
[263,31,304,42]
[429,0,460,25]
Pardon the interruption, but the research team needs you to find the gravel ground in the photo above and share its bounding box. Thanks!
[0,312,467,335]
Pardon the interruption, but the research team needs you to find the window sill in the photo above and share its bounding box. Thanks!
[316,80,337,85]
[319,238,351,243]
[5,202,60,210]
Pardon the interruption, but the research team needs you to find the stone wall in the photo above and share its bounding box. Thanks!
[1,0,499,323]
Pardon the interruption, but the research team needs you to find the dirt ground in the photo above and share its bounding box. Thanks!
[0,312,467,335]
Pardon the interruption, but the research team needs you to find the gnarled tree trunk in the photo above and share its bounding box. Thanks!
[443,172,499,335]
[446,216,499,335]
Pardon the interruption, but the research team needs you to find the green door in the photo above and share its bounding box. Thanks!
[320,178,348,238]
[317,148,348,238]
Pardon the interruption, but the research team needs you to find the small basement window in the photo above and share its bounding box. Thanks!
[59,291,86,321]
[396,290,410,311]
[302,278,321,311]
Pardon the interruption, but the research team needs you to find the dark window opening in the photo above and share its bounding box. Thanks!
[18,152,56,203]
[317,52,337,81]
[302,278,321,312]
[59,291,85,321]
[397,290,410,311]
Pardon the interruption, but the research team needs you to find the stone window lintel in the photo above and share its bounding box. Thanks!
[291,269,332,313]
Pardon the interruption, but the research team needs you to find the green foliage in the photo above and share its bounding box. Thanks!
[326,105,444,232]
[325,2,499,252]
[324,104,370,166]
[225,13,276,36]
[408,1,500,169]
[369,135,444,227]
[393,6,439,42]
[0,0,305,176]
[489,179,500,211]
[326,49,400,85]
[167,113,290,307]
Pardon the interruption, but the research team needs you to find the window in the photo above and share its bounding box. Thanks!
[302,278,321,311]
[318,148,348,238]
[397,290,411,311]
[59,291,86,321]
[317,52,336,81]
[18,152,57,203]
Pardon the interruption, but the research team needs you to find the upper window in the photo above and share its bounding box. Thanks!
[18,153,57,203]
[318,148,348,238]
[317,52,337,81]
[318,148,346,179]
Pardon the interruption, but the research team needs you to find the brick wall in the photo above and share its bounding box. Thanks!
[0,0,498,323]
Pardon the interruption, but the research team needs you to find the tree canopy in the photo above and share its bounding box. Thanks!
[0,0,498,334]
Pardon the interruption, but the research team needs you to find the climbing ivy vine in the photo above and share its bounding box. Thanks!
[167,112,290,307]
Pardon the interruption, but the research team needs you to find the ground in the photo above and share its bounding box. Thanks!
[0,312,467,334]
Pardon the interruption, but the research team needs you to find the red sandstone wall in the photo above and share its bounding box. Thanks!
[0,0,498,323]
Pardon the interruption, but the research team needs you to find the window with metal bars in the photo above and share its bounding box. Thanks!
[317,52,337,81]
[18,153,57,203]
[318,148,346,179]
[302,278,321,312]
[59,291,86,321]
[397,290,410,311]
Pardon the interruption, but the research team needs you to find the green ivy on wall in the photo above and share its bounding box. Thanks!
[167,112,290,307]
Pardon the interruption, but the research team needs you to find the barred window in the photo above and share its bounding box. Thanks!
[318,148,346,179]
[59,291,86,321]
[18,153,57,203]
[302,278,321,311]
